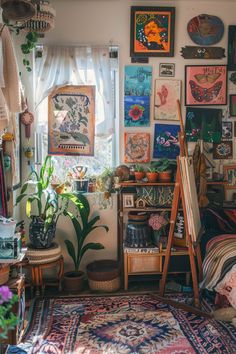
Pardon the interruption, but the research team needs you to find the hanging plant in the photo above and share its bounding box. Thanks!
[20,31,39,72]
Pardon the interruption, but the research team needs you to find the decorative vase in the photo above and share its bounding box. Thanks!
[73,179,89,193]
[152,230,162,246]
[29,216,56,249]
[146,172,159,183]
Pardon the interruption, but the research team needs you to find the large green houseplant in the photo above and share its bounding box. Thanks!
[16,156,59,248]
[61,192,109,292]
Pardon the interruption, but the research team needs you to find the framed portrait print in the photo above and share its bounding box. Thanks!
[222,121,233,140]
[228,26,236,71]
[130,6,175,58]
[123,194,135,208]
[229,95,236,117]
[48,85,95,156]
[185,65,227,106]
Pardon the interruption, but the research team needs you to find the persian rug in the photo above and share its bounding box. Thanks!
[7,294,236,354]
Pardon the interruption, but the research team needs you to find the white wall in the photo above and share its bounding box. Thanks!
[18,0,236,271]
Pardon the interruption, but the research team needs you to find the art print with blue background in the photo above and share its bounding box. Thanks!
[124,66,152,96]
[124,96,150,127]
[153,123,180,159]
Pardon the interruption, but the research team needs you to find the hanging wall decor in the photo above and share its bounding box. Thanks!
[185,65,227,106]
[213,141,233,159]
[153,123,180,159]
[154,79,181,121]
[187,14,224,46]
[124,132,150,163]
[228,26,236,71]
[185,107,222,143]
[222,121,233,140]
[48,85,95,156]
[159,63,175,77]
[124,96,150,127]
[229,95,236,117]
[180,46,225,59]
[130,6,175,58]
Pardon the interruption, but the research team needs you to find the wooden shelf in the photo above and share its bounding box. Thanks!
[119,182,175,187]
[123,207,172,212]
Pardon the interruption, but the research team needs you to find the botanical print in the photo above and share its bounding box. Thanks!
[124,96,150,127]
[185,65,227,106]
[213,141,233,159]
[154,79,181,120]
[124,66,152,96]
[124,133,150,163]
[130,7,175,57]
[185,107,222,143]
[153,123,180,159]
[48,85,95,156]
[222,122,233,140]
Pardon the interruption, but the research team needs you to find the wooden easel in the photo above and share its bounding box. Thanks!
[159,100,203,308]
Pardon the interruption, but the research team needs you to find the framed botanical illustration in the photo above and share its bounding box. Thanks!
[229,95,236,117]
[153,123,180,159]
[123,194,135,208]
[48,85,95,156]
[228,26,236,71]
[154,79,181,120]
[159,63,175,77]
[185,65,227,106]
[223,165,236,189]
[213,141,233,159]
[222,121,233,140]
[124,132,150,163]
[130,6,175,58]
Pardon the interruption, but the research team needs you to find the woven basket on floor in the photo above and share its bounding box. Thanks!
[88,276,120,293]
[0,264,10,285]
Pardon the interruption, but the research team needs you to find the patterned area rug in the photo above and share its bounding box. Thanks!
[8,294,236,353]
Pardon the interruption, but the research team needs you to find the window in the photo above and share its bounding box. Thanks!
[34,46,119,181]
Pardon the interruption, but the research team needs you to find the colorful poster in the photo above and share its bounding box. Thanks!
[185,65,227,106]
[154,79,181,120]
[124,96,150,127]
[153,124,180,159]
[185,107,222,143]
[124,133,150,163]
[124,66,152,96]
[48,85,95,156]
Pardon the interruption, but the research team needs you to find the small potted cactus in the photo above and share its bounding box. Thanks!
[146,167,159,183]
[134,164,145,181]
[151,159,177,183]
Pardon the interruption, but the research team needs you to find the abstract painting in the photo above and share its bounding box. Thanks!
[130,6,175,57]
[222,121,233,140]
[124,96,150,127]
[154,79,181,120]
[153,124,180,159]
[48,85,95,156]
[124,133,150,163]
[124,66,152,96]
[185,65,227,106]
[185,107,222,143]
[213,141,233,159]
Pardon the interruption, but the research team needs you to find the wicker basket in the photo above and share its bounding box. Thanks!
[0,264,10,285]
[88,276,120,293]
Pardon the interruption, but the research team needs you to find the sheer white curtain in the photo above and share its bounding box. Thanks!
[34,45,114,136]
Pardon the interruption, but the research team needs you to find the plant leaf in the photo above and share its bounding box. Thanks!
[16,193,28,205]
[64,239,77,270]
[80,242,104,262]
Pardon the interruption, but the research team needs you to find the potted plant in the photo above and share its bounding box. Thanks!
[146,167,158,183]
[62,193,109,293]
[134,164,145,181]
[151,159,177,183]
[16,156,59,248]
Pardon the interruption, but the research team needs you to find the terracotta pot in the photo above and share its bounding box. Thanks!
[134,171,145,181]
[0,264,10,285]
[146,172,158,183]
[63,271,85,293]
[158,171,172,183]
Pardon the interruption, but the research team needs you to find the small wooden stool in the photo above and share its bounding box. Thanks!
[26,243,64,296]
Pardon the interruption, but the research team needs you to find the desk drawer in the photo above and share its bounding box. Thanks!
[128,254,162,273]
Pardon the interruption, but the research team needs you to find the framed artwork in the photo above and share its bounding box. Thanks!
[222,121,233,140]
[123,194,135,208]
[48,85,95,156]
[130,6,175,58]
[12,114,22,190]
[159,63,175,77]
[228,26,236,71]
[124,66,152,96]
[229,95,236,117]
[185,107,222,143]
[223,165,236,189]
[154,79,181,120]
[0,149,8,217]
[213,141,233,159]
[124,133,150,163]
[124,96,150,127]
[185,65,227,106]
[153,123,180,159]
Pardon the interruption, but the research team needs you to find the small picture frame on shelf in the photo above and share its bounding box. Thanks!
[223,165,236,189]
[159,63,175,77]
[123,194,135,208]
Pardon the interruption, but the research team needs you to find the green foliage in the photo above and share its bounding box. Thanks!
[151,158,177,172]
[0,293,18,339]
[134,164,145,172]
[61,193,109,272]
[147,167,157,173]
[20,32,39,72]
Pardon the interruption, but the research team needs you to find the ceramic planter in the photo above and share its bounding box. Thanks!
[158,170,172,183]
[146,172,159,183]
[134,171,145,181]
[29,216,56,249]
[73,179,89,193]
[63,271,85,293]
